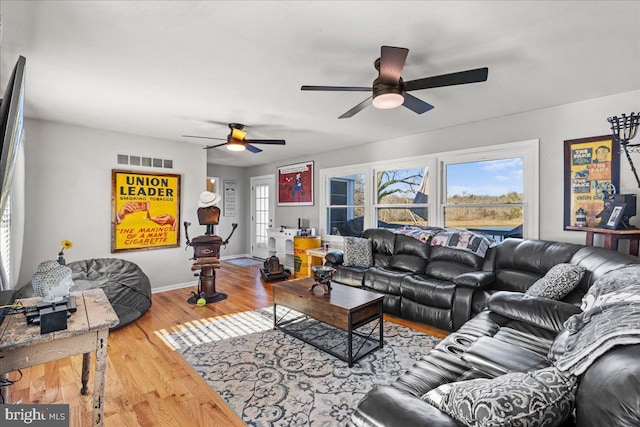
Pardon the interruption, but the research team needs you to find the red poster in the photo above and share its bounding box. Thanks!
[278,161,313,206]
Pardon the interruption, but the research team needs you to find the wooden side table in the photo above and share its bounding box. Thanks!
[0,288,119,426]
[306,247,327,277]
[566,226,640,256]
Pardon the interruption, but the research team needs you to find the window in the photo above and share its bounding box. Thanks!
[375,166,429,229]
[326,173,365,237]
[444,158,523,241]
[320,140,539,242]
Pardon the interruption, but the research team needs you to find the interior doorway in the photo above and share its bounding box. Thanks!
[250,175,275,259]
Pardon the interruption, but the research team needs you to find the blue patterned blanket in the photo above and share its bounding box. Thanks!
[386,227,496,258]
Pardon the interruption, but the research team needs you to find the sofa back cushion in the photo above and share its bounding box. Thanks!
[388,234,430,273]
[363,228,396,267]
[489,239,583,293]
[565,246,640,304]
[425,246,485,281]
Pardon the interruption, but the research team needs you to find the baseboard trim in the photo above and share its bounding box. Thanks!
[152,254,254,294]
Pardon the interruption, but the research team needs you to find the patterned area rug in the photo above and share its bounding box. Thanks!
[163,307,440,427]
[227,258,264,267]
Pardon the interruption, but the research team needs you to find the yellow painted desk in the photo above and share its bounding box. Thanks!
[0,288,119,426]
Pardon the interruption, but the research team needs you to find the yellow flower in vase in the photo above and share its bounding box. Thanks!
[58,240,73,265]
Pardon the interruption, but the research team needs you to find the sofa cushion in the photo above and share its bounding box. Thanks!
[422,366,578,427]
[401,275,455,309]
[361,227,396,267]
[525,263,586,300]
[489,240,583,293]
[388,234,430,273]
[343,236,374,268]
[332,265,366,288]
[488,291,582,333]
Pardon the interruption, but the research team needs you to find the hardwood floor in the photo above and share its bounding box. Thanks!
[3,261,448,426]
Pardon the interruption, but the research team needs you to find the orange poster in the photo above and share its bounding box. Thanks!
[111,170,181,252]
[564,136,619,229]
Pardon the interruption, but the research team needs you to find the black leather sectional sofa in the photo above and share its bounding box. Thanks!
[326,228,496,331]
[326,229,640,426]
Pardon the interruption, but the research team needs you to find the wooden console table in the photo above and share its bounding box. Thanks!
[0,288,119,426]
[566,226,640,256]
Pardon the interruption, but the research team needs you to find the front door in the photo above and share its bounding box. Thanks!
[250,175,275,259]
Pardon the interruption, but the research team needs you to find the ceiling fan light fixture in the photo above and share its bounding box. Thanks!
[231,128,247,140]
[372,92,404,109]
[226,140,246,151]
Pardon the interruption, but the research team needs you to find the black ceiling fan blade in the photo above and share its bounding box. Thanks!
[404,67,489,91]
[245,144,263,153]
[301,85,371,92]
[183,135,227,141]
[402,93,435,114]
[379,46,409,84]
[338,97,372,119]
[203,143,228,150]
[245,139,286,145]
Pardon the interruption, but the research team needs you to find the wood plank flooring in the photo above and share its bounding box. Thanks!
[3,261,448,426]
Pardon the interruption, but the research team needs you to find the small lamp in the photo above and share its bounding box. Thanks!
[608,112,640,187]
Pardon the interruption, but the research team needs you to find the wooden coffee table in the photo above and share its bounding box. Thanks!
[273,278,384,367]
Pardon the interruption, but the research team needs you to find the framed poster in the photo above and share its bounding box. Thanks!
[564,135,620,229]
[223,179,236,217]
[111,170,181,252]
[278,161,313,206]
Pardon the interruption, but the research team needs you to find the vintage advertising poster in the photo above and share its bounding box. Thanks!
[278,161,314,206]
[223,179,236,217]
[564,136,619,229]
[111,170,181,252]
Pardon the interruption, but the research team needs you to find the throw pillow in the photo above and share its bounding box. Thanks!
[422,366,578,427]
[525,263,586,300]
[342,237,373,268]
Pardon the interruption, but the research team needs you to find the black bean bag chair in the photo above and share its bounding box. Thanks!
[17,258,152,330]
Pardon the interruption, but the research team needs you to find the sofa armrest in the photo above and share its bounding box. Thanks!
[324,250,343,265]
[453,271,495,288]
[348,384,464,427]
[488,291,581,333]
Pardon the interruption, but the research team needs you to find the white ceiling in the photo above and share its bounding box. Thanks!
[1,1,639,167]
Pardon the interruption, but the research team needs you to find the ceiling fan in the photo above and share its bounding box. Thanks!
[182,123,286,153]
[301,45,488,119]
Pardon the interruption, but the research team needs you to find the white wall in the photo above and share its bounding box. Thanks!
[205,163,247,257]
[248,90,640,245]
[19,119,207,290]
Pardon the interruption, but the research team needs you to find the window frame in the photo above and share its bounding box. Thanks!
[320,165,368,244]
[436,139,539,239]
[319,139,539,243]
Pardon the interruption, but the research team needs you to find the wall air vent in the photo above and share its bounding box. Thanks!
[117,154,173,169]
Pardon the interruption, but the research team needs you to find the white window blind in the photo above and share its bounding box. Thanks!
[0,195,11,285]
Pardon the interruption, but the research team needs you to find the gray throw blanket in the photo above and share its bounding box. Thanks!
[555,265,640,376]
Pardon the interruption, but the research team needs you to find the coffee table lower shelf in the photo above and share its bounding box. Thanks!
[274,308,383,367]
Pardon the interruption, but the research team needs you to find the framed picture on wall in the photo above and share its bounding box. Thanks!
[111,169,181,252]
[277,161,314,206]
[564,135,620,229]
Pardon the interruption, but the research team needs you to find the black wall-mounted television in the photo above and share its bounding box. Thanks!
[0,55,26,219]
[0,56,25,290]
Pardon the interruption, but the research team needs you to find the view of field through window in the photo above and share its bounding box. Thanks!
[326,158,524,237]
[445,158,523,233]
